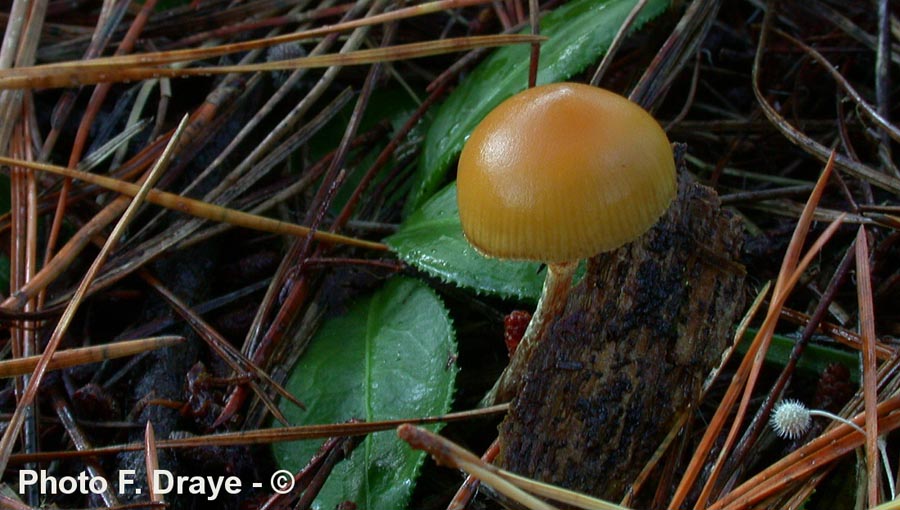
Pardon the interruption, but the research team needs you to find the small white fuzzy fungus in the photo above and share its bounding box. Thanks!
[770,399,812,440]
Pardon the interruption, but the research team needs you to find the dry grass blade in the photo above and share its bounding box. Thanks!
[0,0,41,152]
[7,404,509,463]
[0,114,189,476]
[856,226,880,507]
[865,212,900,229]
[0,336,183,378]
[704,281,773,397]
[0,156,387,251]
[0,34,543,89]
[746,202,874,226]
[629,0,720,108]
[527,0,539,88]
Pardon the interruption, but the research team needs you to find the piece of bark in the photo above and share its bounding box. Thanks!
[497,174,747,503]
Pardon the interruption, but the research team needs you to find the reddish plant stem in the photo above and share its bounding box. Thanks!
[527,0,539,88]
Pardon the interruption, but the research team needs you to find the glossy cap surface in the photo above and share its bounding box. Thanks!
[457,82,676,263]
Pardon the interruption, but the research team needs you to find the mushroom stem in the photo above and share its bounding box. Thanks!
[489,260,578,404]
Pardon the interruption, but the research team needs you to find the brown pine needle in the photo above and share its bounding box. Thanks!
[13,0,499,72]
[625,285,771,506]
[751,5,900,195]
[399,424,559,510]
[0,34,543,90]
[710,395,900,510]
[670,154,838,509]
[0,336,183,378]
[698,212,847,507]
[856,226,881,507]
[772,28,900,144]
[145,422,163,504]
[399,425,627,510]
[7,405,509,464]
[501,472,629,510]
[448,438,500,510]
[0,156,388,251]
[0,114,190,477]
[140,271,301,424]
[773,155,837,300]
[779,308,896,359]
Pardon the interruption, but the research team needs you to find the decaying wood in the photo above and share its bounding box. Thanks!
[497,173,747,502]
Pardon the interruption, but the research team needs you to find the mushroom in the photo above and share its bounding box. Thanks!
[456,82,677,403]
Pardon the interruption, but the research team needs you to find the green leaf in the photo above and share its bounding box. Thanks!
[405,0,670,214]
[273,277,457,510]
[386,183,545,301]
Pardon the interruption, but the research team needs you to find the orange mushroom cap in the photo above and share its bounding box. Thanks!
[457,82,676,263]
